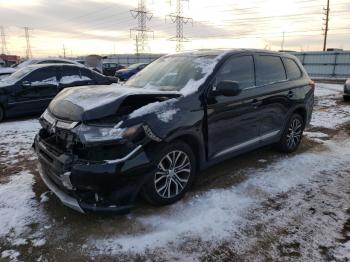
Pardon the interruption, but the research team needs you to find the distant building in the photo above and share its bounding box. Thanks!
[0,54,20,67]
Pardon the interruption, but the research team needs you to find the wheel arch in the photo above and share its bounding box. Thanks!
[164,132,205,172]
[281,105,308,136]
[293,107,307,125]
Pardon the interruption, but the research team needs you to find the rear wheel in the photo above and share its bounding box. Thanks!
[142,141,196,205]
[276,114,304,153]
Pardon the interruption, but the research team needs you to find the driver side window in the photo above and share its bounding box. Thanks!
[26,68,58,86]
[215,55,255,89]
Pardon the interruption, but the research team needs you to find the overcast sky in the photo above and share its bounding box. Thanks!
[0,0,349,57]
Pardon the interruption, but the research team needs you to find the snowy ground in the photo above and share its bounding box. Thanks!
[1,83,350,261]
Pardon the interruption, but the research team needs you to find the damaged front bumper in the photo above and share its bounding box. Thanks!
[34,135,153,214]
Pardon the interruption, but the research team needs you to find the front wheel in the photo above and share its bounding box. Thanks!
[142,141,196,206]
[276,114,304,153]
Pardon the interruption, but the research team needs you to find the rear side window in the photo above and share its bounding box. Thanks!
[256,55,286,86]
[215,55,255,89]
[283,58,302,80]
[83,68,106,83]
[59,66,82,84]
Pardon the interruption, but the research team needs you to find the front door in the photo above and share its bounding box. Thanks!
[206,55,260,160]
[10,67,58,115]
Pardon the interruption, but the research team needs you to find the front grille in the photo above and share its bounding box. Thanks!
[39,127,76,155]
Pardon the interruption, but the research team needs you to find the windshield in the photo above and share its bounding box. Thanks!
[3,67,34,82]
[125,55,218,92]
[15,59,38,69]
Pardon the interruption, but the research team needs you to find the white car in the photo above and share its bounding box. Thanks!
[0,67,16,80]
[14,58,82,69]
[0,58,82,80]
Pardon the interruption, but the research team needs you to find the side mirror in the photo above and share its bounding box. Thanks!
[21,81,31,88]
[214,80,241,97]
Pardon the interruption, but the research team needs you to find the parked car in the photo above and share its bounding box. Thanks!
[0,58,83,80]
[34,49,314,214]
[13,58,82,69]
[344,79,350,101]
[0,64,118,122]
[102,62,125,76]
[115,63,148,81]
[0,67,16,80]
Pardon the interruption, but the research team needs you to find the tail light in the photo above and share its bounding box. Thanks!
[309,80,315,89]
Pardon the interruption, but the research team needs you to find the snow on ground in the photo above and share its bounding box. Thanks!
[315,83,344,97]
[1,249,20,261]
[332,241,350,261]
[0,83,350,261]
[0,119,40,164]
[311,83,350,129]
[0,171,47,247]
[88,138,350,258]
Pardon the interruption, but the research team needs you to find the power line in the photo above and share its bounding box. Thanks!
[130,0,153,54]
[323,0,330,51]
[166,0,193,52]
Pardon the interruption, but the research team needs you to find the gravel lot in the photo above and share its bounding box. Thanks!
[1,83,350,261]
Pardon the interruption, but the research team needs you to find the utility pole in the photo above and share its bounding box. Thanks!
[62,44,66,58]
[281,32,285,51]
[130,0,153,54]
[24,27,32,59]
[166,0,193,52]
[322,0,330,51]
[135,35,139,55]
[0,26,8,54]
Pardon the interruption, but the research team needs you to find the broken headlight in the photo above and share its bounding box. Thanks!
[73,122,142,143]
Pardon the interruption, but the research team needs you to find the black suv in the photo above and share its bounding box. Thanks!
[34,49,314,214]
[0,64,118,122]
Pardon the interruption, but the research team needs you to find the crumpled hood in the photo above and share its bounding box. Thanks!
[48,84,181,122]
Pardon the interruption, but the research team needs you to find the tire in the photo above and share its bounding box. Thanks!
[344,95,350,102]
[142,141,196,206]
[276,114,304,153]
[0,106,4,123]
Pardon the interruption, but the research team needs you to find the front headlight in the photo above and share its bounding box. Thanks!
[74,123,142,143]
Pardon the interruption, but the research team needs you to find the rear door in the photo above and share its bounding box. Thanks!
[254,54,291,139]
[206,55,260,160]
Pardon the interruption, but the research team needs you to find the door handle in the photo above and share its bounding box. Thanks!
[288,90,294,98]
[251,99,262,108]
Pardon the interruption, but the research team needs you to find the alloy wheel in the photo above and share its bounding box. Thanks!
[286,118,302,149]
[154,150,191,199]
